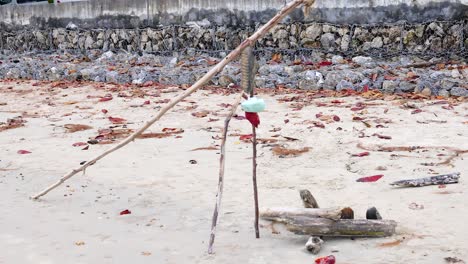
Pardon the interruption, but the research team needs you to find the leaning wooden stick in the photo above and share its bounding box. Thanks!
[390,172,460,187]
[31,0,315,200]
[207,92,244,254]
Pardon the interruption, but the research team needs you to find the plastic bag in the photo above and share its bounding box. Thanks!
[241,97,266,113]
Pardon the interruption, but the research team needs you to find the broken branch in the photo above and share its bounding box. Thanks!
[208,93,244,254]
[31,0,312,200]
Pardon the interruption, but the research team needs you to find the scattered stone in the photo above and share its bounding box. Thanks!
[438,89,450,97]
[371,37,384,49]
[382,80,398,93]
[352,56,373,65]
[421,87,432,96]
[336,80,354,91]
[331,55,345,64]
[450,87,468,97]
[320,33,336,51]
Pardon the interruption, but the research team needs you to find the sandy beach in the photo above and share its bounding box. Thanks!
[0,80,467,264]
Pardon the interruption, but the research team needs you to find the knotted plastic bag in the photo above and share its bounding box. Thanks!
[241,97,266,113]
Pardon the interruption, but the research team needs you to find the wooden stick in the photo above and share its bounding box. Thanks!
[252,125,260,238]
[390,172,460,187]
[207,92,244,254]
[31,0,310,200]
[261,207,343,221]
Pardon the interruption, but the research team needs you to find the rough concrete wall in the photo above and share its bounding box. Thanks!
[0,0,467,28]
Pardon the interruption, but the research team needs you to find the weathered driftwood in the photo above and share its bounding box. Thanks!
[390,172,460,187]
[285,217,397,237]
[31,0,316,200]
[207,93,244,254]
[262,207,396,237]
[299,189,319,208]
[261,207,343,221]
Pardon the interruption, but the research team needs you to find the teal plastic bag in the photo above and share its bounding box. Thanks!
[241,97,266,113]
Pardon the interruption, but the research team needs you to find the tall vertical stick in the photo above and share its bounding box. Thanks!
[208,93,244,254]
[242,45,260,239]
[252,125,260,238]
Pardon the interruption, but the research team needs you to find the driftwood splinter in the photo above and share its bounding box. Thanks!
[390,172,460,187]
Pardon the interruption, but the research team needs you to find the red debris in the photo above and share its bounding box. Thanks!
[356,175,384,182]
[351,152,370,157]
[315,255,336,264]
[119,209,131,215]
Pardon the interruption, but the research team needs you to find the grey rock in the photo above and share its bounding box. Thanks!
[340,36,350,51]
[274,29,288,40]
[47,67,62,81]
[6,68,21,79]
[342,70,365,83]
[427,22,444,37]
[416,81,433,93]
[320,33,335,51]
[371,37,383,49]
[382,80,398,93]
[421,87,432,96]
[255,76,267,88]
[352,56,373,65]
[398,81,416,92]
[303,70,324,86]
[450,87,468,97]
[258,65,284,76]
[331,55,345,64]
[440,79,456,90]
[98,51,114,61]
[298,79,320,90]
[66,22,78,30]
[304,24,322,40]
[451,69,461,78]
[437,89,450,97]
[284,65,304,75]
[400,56,413,66]
[324,72,342,89]
[84,36,94,49]
[336,80,355,91]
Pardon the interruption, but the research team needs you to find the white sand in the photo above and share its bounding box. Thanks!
[0,80,467,264]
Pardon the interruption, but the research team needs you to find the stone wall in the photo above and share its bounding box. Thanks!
[1,20,467,57]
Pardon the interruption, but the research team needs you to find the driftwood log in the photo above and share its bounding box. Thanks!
[390,172,460,187]
[261,207,343,221]
[285,217,397,237]
[261,208,396,237]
